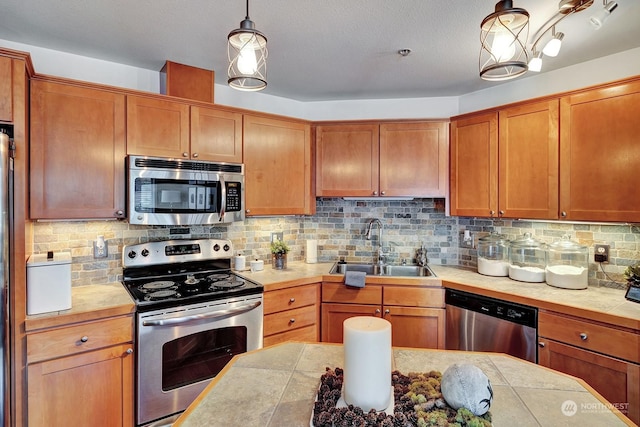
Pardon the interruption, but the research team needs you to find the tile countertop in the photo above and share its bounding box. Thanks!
[173,342,633,427]
[241,262,640,331]
[24,283,135,331]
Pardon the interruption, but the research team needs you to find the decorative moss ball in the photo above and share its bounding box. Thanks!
[441,363,493,416]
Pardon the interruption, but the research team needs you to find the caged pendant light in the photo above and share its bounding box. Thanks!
[227,0,268,91]
[479,0,530,81]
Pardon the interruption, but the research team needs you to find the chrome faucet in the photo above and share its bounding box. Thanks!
[365,218,386,267]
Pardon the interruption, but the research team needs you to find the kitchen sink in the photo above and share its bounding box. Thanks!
[329,262,436,277]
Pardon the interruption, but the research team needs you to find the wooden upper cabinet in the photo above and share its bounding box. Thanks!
[126,95,190,158]
[316,124,379,197]
[191,106,242,163]
[450,112,498,217]
[316,121,449,198]
[30,80,126,219]
[243,114,313,216]
[560,80,640,222]
[379,122,448,197]
[0,56,12,122]
[499,99,559,219]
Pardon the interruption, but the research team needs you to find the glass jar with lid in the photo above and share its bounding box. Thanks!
[508,233,546,282]
[477,232,510,276]
[546,235,588,289]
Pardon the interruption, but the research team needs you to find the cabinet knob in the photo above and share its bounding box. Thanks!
[192,153,199,158]
[538,341,546,348]
[126,348,133,354]
[245,209,251,214]
[289,318,296,324]
[499,210,505,216]
[373,191,378,196]
[182,152,189,158]
[561,211,567,217]
[380,191,386,196]
[375,308,381,314]
[384,309,390,315]
[580,332,588,340]
[115,210,124,217]
[80,336,89,343]
[289,297,295,303]
[489,210,495,216]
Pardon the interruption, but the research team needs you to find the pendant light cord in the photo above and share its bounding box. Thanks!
[245,0,250,19]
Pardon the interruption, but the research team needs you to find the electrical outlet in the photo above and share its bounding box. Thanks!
[594,244,610,263]
[459,231,475,249]
[93,239,108,259]
[271,232,283,243]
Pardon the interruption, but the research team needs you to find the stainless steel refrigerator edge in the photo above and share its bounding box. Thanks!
[0,129,11,426]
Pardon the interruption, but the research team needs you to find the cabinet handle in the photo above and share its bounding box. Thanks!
[182,152,189,158]
[373,191,378,196]
[289,298,295,303]
[580,333,588,341]
[538,341,546,348]
[375,308,381,314]
[80,336,89,343]
[289,318,296,324]
[381,191,386,196]
[561,211,567,217]
[192,153,199,158]
[126,348,133,354]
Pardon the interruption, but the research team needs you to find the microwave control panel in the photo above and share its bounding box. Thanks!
[226,182,242,212]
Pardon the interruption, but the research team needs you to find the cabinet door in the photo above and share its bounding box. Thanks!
[27,344,134,427]
[321,303,380,343]
[379,122,448,197]
[538,338,639,425]
[126,95,190,158]
[30,80,126,219]
[0,56,12,122]
[560,80,640,222]
[316,124,379,197]
[499,100,559,219]
[243,115,313,215]
[191,106,242,163]
[383,306,445,349]
[450,112,498,217]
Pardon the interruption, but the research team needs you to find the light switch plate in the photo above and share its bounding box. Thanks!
[271,232,283,243]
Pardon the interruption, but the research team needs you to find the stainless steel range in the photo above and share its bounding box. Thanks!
[122,239,263,427]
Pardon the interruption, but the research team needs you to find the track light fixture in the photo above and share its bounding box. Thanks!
[479,0,619,81]
[227,0,268,91]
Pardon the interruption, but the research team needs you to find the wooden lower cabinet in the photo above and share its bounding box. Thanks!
[263,283,320,346]
[538,338,639,424]
[538,310,640,425]
[321,283,445,349]
[26,316,134,427]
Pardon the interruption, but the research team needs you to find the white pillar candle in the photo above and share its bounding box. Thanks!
[343,316,392,411]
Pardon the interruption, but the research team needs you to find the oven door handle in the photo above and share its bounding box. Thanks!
[141,300,262,326]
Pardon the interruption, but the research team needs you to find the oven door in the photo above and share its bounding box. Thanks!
[136,295,263,426]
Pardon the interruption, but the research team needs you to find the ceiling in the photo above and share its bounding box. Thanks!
[1,0,639,101]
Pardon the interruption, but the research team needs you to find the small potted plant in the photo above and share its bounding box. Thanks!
[624,263,640,286]
[270,239,290,270]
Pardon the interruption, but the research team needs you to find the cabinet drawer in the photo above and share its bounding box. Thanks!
[539,311,640,363]
[263,325,318,347]
[27,316,133,364]
[264,305,317,336]
[322,283,382,304]
[263,284,318,315]
[383,286,444,308]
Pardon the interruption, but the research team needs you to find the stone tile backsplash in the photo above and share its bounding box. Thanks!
[32,198,639,289]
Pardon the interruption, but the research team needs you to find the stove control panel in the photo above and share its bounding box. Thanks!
[123,239,234,268]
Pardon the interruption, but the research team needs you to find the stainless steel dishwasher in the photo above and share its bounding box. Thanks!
[445,289,538,363]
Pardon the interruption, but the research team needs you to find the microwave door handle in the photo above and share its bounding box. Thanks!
[141,300,262,327]
[219,176,226,222]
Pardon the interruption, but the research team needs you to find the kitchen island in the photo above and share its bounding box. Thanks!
[173,342,633,427]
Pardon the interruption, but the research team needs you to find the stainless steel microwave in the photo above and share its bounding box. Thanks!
[127,156,245,225]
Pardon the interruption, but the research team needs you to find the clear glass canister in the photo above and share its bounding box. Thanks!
[477,232,510,277]
[508,233,546,283]
[546,235,588,289]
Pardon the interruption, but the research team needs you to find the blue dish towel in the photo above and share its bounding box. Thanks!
[344,271,366,288]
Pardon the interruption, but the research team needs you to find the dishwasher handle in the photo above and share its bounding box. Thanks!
[142,301,262,326]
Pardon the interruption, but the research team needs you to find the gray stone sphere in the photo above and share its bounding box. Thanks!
[441,363,493,416]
